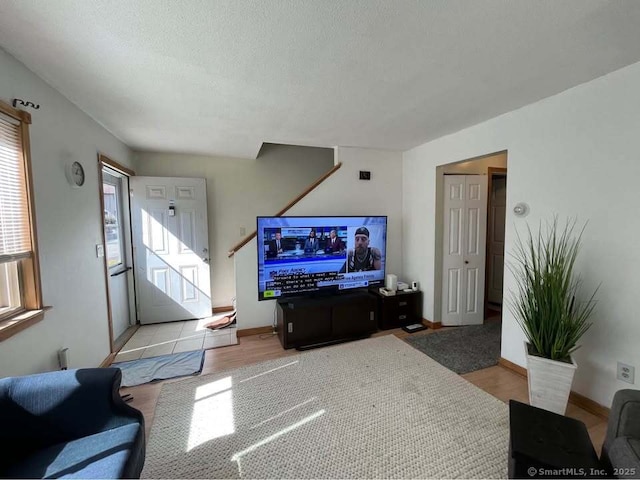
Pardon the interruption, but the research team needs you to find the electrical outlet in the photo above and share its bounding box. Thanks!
[240,227,246,236]
[617,362,635,384]
[96,244,104,258]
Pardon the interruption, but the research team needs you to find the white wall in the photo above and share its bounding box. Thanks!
[403,61,640,407]
[235,146,403,329]
[438,151,507,175]
[134,144,334,308]
[0,48,133,377]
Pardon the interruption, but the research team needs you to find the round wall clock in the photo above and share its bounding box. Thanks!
[65,161,85,188]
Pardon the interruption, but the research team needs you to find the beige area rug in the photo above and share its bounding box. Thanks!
[142,335,509,479]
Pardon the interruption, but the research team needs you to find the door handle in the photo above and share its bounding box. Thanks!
[203,258,210,264]
[464,261,469,264]
[110,266,132,277]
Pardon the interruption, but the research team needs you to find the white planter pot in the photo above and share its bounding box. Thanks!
[525,342,577,415]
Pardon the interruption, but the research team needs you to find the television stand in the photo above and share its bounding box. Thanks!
[276,291,377,350]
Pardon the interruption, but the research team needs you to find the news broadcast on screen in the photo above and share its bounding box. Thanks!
[256,216,387,301]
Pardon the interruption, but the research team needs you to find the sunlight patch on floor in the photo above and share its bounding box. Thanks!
[239,360,298,384]
[231,409,325,462]
[187,376,235,451]
[251,397,317,430]
[195,376,232,400]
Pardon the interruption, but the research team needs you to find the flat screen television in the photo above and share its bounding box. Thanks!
[257,216,388,301]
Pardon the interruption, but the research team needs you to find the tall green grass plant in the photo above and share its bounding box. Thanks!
[509,218,598,362]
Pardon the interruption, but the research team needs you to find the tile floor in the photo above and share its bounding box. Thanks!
[114,314,238,363]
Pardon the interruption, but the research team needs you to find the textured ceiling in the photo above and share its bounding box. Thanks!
[1,1,640,159]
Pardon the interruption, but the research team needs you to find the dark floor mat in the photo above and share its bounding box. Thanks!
[405,322,501,374]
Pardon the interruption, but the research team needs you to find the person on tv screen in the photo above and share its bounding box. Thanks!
[268,231,284,257]
[324,229,344,253]
[340,226,381,272]
[303,229,319,253]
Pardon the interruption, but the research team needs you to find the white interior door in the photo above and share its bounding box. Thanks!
[130,177,211,324]
[442,175,488,326]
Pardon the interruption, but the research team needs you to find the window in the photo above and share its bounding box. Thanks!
[102,170,125,269]
[0,100,44,339]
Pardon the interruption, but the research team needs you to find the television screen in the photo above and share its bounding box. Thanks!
[257,216,388,301]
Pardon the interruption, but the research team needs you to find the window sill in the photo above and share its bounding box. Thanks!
[0,306,52,342]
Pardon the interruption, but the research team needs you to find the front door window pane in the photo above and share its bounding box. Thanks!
[103,182,123,268]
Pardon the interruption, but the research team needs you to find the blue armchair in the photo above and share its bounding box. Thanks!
[0,368,145,479]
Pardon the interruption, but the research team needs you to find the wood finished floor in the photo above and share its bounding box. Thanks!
[122,327,608,454]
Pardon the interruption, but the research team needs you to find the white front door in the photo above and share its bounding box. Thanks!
[442,175,488,326]
[130,177,211,324]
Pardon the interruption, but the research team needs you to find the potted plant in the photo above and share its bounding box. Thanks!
[509,218,598,415]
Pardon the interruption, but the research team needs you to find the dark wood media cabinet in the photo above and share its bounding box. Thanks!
[276,291,377,350]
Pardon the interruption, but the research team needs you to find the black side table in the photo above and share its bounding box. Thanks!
[370,289,423,330]
[509,400,606,479]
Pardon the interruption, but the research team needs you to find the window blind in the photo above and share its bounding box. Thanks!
[0,112,31,261]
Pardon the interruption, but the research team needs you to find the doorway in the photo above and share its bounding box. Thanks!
[98,154,137,352]
[435,151,507,326]
[485,168,507,318]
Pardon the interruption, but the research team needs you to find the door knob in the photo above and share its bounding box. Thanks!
[464,260,469,264]
[203,258,210,264]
